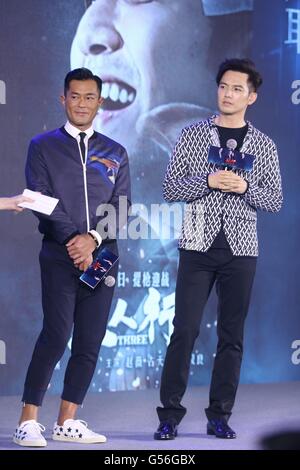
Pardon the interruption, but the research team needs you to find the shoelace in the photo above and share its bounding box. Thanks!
[70,419,88,429]
[22,421,46,433]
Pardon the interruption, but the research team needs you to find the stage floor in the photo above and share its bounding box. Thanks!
[1,381,299,450]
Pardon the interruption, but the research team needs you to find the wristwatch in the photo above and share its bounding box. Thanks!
[88,230,101,249]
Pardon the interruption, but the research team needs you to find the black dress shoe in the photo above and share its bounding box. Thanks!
[154,422,178,440]
[207,420,236,439]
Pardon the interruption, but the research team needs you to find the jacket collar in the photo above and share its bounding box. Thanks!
[64,121,94,139]
[208,114,254,151]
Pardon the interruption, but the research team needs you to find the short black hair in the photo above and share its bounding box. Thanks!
[216,58,263,92]
[64,68,102,96]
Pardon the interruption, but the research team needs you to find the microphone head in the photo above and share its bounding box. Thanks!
[226,139,238,150]
[104,275,116,287]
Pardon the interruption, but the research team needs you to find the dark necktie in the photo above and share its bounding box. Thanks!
[79,132,87,164]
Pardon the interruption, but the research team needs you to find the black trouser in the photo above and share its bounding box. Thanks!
[157,247,257,425]
[22,239,118,406]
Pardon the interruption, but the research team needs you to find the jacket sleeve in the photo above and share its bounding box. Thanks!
[243,142,283,212]
[95,147,131,240]
[163,128,211,203]
[26,139,79,244]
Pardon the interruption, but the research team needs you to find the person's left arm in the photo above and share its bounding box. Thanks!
[95,147,131,241]
[221,143,283,212]
[243,143,283,212]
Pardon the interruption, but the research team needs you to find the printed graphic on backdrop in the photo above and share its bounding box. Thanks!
[1,0,299,395]
[65,0,254,392]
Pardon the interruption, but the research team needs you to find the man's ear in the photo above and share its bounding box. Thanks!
[60,95,66,106]
[98,96,104,107]
[248,92,257,106]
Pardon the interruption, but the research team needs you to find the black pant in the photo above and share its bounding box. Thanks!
[157,247,256,424]
[22,239,118,406]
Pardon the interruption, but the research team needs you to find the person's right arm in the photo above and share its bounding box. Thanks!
[163,128,211,203]
[26,139,79,244]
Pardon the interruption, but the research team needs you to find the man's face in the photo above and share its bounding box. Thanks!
[217,70,257,118]
[71,0,213,152]
[61,79,103,130]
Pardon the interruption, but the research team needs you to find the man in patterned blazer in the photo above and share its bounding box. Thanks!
[154,58,283,440]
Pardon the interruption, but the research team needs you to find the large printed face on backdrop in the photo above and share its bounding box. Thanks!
[70,0,229,154]
[71,0,253,156]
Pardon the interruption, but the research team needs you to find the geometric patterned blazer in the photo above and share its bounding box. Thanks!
[163,116,283,256]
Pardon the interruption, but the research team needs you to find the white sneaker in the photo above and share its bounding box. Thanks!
[13,420,47,447]
[52,419,106,444]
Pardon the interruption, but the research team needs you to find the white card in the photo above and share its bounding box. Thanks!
[18,189,59,215]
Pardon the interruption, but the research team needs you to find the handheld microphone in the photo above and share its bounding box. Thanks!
[80,247,119,289]
[208,141,255,172]
[104,275,116,287]
[223,139,238,170]
[226,139,237,151]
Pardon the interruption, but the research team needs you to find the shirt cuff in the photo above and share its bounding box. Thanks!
[207,173,212,189]
[89,229,102,248]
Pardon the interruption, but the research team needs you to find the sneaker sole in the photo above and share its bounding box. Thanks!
[13,436,47,447]
[52,434,106,444]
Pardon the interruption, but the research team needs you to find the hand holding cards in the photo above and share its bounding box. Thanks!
[18,189,59,215]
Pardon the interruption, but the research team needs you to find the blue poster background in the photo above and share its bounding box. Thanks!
[0,0,299,396]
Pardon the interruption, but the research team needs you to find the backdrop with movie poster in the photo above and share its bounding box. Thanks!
[0,0,299,396]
